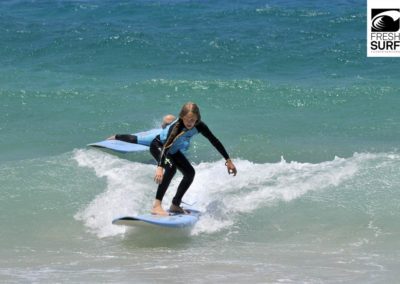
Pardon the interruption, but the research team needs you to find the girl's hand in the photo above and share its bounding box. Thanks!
[225,159,237,176]
[107,135,116,140]
[154,166,164,184]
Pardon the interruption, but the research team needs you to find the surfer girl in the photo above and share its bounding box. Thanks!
[150,102,237,215]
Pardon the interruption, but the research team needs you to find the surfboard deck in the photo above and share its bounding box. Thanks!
[88,140,148,153]
[112,209,201,228]
[88,128,161,153]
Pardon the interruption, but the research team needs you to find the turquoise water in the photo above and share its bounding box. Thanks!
[1,1,400,283]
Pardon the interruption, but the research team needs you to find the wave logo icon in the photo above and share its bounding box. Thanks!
[371,9,400,32]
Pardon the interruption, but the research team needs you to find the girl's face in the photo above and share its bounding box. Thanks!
[182,112,198,129]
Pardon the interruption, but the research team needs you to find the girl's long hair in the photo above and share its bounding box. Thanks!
[163,102,201,150]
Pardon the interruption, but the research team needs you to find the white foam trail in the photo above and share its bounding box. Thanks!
[188,156,358,235]
[73,149,155,238]
[73,149,379,238]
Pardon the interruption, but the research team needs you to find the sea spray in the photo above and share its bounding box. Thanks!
[72,149,383,238]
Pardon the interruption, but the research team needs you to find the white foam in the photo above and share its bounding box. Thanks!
[188,156,358,235]
[72,149,380,238]
[73,149,155,238]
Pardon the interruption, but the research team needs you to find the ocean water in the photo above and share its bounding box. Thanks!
[1,0,400,283]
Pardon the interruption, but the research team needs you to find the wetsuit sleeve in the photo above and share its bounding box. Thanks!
[115,134,138,144]
[197,122,230,160]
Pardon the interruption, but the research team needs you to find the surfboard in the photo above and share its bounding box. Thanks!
[112,209,201,228]
[88,128,162,153]
[88,140,148,153]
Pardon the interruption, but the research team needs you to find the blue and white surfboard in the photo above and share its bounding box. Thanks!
[112,209,201,228]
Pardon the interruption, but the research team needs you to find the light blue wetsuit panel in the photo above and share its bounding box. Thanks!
[169,127,198,154]
[136,128,163,146]
[159,120,199,154]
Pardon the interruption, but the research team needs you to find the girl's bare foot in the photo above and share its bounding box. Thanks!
[151,200,169,216]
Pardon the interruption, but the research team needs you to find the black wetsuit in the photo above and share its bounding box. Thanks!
[115,134,138,144]
[150,121,230,206]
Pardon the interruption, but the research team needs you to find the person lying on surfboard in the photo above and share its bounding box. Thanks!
[106,114,176,144]
[150,102,237,215]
